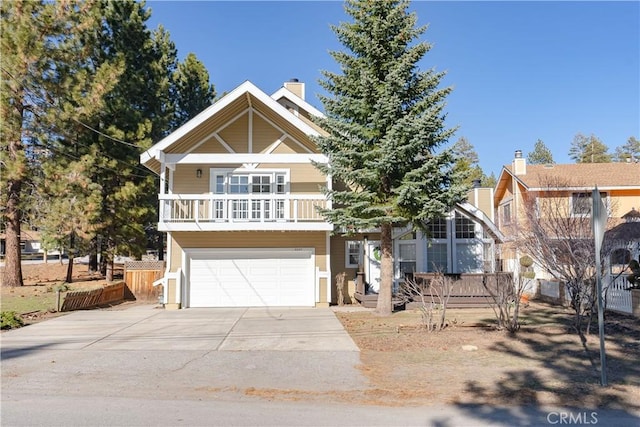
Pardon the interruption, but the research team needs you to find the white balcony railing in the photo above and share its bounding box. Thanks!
[158,194,329,229]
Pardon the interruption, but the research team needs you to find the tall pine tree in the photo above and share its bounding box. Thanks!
[451,137,482,187]
[1,0,117,286]
[569,133,611,163]
[614,136,640,162]
[528,139,554,164]
[173,53,216,129]
[315,0,466,315]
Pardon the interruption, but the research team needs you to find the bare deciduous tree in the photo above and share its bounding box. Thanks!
[483,257,533,333]
[513,175,607,335]
[400,271,453,332]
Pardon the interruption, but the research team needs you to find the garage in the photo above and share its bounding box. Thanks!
[186,248,315,307]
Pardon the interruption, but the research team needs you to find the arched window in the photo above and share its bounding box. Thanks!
[610,248,632,274]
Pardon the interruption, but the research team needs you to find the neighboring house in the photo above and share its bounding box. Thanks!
[140,80,503,309]
[606,208,640,270]
[494,150,640,294]
[604,208,640,314]
[0,228,52,259]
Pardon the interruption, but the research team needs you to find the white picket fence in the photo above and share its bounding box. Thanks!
[605,275,632,314]
[539,277,633,315]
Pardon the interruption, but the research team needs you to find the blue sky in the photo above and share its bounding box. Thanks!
[146,1,639,177]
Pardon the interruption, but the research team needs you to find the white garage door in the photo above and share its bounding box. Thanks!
[188,248,315,307]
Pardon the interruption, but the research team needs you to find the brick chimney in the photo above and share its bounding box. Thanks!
[284,78,305,100]
[513,149,526,176]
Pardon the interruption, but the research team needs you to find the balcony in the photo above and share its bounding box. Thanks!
[157,194,333,231]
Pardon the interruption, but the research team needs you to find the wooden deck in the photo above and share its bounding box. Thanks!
[353,273,513,310]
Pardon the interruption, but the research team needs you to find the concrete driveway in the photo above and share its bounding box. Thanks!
[1,305,360,353]
[1,305,367,402]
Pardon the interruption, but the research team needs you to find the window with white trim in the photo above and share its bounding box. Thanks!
[210,169,289,221]
[455,212,476,239]
[345,241,361,268]
[571,192,608,217]
[501,202,512,225]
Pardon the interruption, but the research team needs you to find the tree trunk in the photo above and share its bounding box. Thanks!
[375,222,393,316]
[2,166,24,288]
[104,246,114,282]
[88,236,98,272]
[106,258,114,282]
[65,256,74,283]
[2,203,23,287]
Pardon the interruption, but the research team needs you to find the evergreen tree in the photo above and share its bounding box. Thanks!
[451,137,482,187]
[568,133,611,163]
[87,0,164,280]
[173,53,216,129]
[39,153,103,280]
[613,136,640,162]
[528,139,554,165]
[1,0,117,286]
[315,0,466,315]
[481,172,497,188]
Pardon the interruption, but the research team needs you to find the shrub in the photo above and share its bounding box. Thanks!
[1,311,24,330]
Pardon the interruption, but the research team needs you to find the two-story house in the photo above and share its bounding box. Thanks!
[140,80,503,309]
[494,150,640,296]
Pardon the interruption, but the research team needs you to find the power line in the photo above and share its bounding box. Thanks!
[1,66,149,150]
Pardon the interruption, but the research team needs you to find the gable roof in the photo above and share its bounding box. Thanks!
[140,81,323,172]
[498,162,640,192]
[457,202,504,243]
[271,86,325,119]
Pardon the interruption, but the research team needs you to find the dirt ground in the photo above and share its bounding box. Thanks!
[3,264,639,408]
[0,262,132,323]
[335,304,640,408]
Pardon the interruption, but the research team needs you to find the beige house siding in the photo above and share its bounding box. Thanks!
[167,231,330,305]
[264,163,325,194]
[172,165,216,193]
[271,140,298,154]
[329,233,381,304]
[191,137,230,154]
[253,114,282,153]
[467,187,494,221]
[218,114,249,151]
[169,163,324,195]
[610,190,640,216]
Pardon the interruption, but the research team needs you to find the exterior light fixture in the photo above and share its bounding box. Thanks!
[196,168,202,178]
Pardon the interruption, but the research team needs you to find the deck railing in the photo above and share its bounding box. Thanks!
[158,194,328,224]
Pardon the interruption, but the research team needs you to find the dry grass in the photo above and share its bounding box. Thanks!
[335,303,640,408]
[1,262,112,323]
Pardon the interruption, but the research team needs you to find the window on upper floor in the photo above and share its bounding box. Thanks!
[212,170,288,195]
[501,202,512,225]
[571,192,608,217]
[455,212,476,239]
[426,218,447,239]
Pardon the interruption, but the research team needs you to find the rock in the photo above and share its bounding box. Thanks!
[461,345,478,351]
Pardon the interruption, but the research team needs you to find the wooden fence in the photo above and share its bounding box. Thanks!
[60,282,125,312]
[124,261,164,302]
[409,273,513,309]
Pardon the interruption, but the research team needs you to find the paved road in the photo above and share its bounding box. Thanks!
[2,306,638,426]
